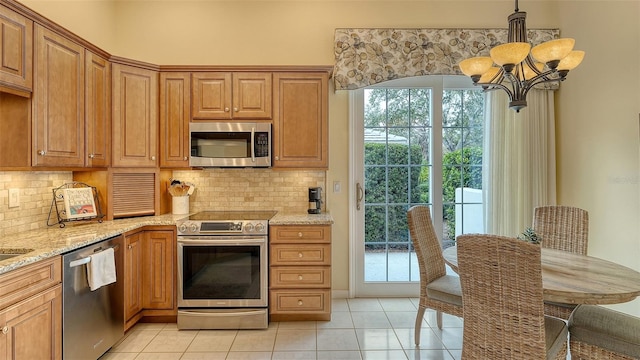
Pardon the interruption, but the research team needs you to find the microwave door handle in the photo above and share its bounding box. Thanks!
[251,127,256,163]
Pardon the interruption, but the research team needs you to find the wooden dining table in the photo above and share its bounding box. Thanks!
[442,245,640,305]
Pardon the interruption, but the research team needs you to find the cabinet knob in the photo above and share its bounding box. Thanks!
[298,252,303,258]
[298,232,303,238]
[297,300,303,306]
[183,156,188,161]
[1,326,7,334]
[128,244,132,249]
[88,153,95,159]
[275,156,279,160]
[298,275,303,280]
[151,155,156,161]
[38,150,46,156]
[224,107,230,112]
[233,107,238,112]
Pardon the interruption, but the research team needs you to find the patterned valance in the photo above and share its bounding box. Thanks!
[333,28,560,90]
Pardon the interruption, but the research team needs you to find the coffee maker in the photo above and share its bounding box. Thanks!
[307,187,322,214]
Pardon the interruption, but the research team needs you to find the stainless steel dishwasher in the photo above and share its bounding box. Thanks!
[62,235,124,360]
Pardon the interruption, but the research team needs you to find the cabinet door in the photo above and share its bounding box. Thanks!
[33,24,85,167]
[232,72,272,119]
[272,72,328,169]
[160,72,190,167]
[0,284,62,360]
[112,63,158,167]
[142,230,175,310]
[124,232,143,320]
[191,72,232,119]
[0,5,33,94]
[85,51,111,167]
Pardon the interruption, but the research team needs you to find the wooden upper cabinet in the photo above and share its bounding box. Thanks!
[0,5,33,95]
[85,51,111,168]
[112,63,158,167]
[160,72,190,168]
[191,72,272,120]
[272,72,329,169]
[32,24,85,167]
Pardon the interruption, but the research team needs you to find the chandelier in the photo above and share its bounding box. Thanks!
[459,0,585,112]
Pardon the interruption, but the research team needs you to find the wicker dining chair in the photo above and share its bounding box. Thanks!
[533,205,589,319]
[568,304,640,360]
[457,234,568,360]
[407,205,463,346]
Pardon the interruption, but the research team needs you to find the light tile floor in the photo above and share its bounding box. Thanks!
[100,298,464,360]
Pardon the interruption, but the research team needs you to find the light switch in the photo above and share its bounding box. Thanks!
[8,188,19,208]
[333,181,341,193]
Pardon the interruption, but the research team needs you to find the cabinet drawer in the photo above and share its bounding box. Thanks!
[270,244,330,266]
[270,266,330,288]
[270,289,331,313]
[270,225,330,244]
[0,257,62,309]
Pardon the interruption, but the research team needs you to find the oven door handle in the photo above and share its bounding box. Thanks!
[177,237,265,246]
[179,309,266,317]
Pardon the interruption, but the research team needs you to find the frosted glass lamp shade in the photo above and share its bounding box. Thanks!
[557,50,585,71]
[522,62,544,80]
[531,38,575,64]
[459,57,493,77]
[479,67,501,83]
[490,42,531,66]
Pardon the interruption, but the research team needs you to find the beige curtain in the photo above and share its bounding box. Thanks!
[483,89,557,236]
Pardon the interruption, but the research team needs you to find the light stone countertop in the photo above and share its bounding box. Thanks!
[269,212,334,225]
[0,212,333,275]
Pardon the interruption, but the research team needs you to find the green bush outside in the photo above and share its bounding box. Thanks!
[365,144,482,245]
[364,143,423,247]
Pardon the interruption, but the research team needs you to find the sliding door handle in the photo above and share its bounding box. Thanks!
[356,182,364,210]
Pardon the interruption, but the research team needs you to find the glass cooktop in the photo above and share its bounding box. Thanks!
[186,211,277,221]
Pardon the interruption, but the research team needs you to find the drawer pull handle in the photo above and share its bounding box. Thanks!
[298,232,303,238]
[2,326,7,335]
[297,300,303,306]
[298,275,303,280]
[298,252,303,258]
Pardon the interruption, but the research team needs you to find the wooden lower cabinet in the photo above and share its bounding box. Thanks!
[269,225,331,321]
[124,226,176,330]
[0,285,62,360]
[142,229,175,310]
[0,257,62,360]
[124,231,143,322]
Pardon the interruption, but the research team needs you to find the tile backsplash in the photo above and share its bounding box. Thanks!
[171,169,327,214]
[0,171,73,237]
[0,169,326,236]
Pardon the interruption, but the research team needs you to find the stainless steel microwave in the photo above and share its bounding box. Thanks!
[190,122,271,167]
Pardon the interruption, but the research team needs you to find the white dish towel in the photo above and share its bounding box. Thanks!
[87,247,116,291]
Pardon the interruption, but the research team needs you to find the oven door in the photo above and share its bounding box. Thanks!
[177,236,267,308]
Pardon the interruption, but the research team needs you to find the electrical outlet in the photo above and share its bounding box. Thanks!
[8,188,19,208]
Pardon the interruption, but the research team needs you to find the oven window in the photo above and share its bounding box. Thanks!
[182,245,261,299]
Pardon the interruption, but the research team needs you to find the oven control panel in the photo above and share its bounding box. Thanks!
[177,220,269,236]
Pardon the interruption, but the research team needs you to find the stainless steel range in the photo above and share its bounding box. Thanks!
[176,211,276,330]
